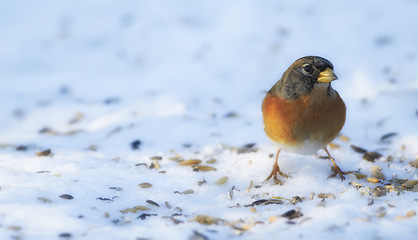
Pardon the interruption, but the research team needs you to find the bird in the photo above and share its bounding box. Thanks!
[262,56,348,185]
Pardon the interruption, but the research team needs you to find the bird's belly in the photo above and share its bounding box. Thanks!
[262,88,346,155]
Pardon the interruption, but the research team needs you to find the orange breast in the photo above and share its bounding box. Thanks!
[262,88,346,151]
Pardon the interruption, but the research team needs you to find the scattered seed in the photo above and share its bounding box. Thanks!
[109,187,123,191]
[281,208,303,220]
[317,193,335,199]
[371,166,385,180]
[191,214,224,225]
[268,216,279,223]
[354,173,368,180]
[130,139,141,150]
[402,180,418,189]
[366,177,380,183]
[165,201,172,209]
[16,145,28,151]
[146,200,160,207]
[135,163,147,167]
[39,127,59,135]
[193,166,217,171]
[380,132,398,142]
[35,149,52,157]
[350,145,367,153]
[150,156,162,160]
[138,183,153,188]
[182,189,194,194]
[405,210,416,218]
[96,197,113,201]
[59,194,73,200]
[409,159,418,168]
[7,225,22,231]
[137,213,157,220]
[338,134,350,141]
[244,199,283,207]
[153,160,160,170]
[214,176,228,186]
[104,212,110,218]
[206,159,217,164]
[363,152,382,162]
[59,233,72,239]
[178,159,201,166]
[224,112,238,118]
[246,181,254,193]
[134,205,151,211]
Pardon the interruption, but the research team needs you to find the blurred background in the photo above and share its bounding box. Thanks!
[1,0,417,150]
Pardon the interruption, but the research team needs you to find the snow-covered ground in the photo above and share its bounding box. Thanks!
[1,0,418,239]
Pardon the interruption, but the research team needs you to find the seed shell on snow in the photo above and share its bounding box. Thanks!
[146,200,160,207]
[59,194,74,200]
[214,176,228,186]
[138,183,153,188]
[193,165,217,171]
[178,159,202,166]
[317,193,335,199]
[35,149,53,157]
[350,145,367,153]
[366,177,380,183]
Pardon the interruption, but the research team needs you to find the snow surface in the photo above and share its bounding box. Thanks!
[1,0,418,239]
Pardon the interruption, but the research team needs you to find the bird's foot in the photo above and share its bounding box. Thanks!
[264,164,291,185]
[328,166,355,181]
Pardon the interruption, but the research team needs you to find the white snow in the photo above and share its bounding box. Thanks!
[1,0,417,239]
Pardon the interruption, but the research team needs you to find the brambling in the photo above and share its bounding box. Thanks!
[262,56,348,184]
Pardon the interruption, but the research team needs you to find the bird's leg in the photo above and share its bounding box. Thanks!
[264,149,291,185]
[323,147,349,181]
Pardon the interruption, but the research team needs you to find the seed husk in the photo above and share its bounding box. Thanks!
[150,156,162,161]
[182,189,194,194]
[409,159,418,168]
[35,149,52,157]
[402,180,418,189]
[146,200,160,207]
[350,145,367,153]
[317,193,335,199]
[338,134,350,141]
[206,159,217,164]
[134,205,151,211]
[193,165,217,171]
[371,166,385,180]
[354,173,368,180]
[380,132,398,142]
[405,210,416,218]
[59,194,73,200]
[214,176,228,186]
[178,159,201,166]
[363,152,383,162]
[366,177,380,183]
[138,182,153,188]
[191,214,224,225]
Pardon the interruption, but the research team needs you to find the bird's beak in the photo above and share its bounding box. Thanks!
[318,68,338,83]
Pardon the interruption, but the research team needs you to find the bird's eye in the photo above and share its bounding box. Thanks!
[303,64,313,73]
